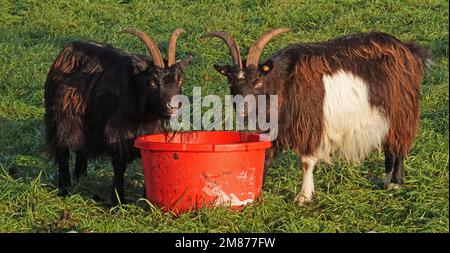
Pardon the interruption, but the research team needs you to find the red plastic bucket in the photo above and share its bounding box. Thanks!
[134,131,272,214]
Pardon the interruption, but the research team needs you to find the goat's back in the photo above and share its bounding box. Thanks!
[43,41,134,158]
[276,32,431,158]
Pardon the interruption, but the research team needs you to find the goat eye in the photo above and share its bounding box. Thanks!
[150,81,157,87]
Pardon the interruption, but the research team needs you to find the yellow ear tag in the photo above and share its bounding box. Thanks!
[262,66,270,72]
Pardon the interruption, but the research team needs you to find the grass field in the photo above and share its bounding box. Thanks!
[0,0,448,232]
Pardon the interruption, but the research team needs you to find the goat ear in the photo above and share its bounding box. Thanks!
[214,64,230,76]
[131,57,149,74]
[260,59,273,75]
[176,56,193,69]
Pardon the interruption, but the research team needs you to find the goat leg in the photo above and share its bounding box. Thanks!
[142,185,147,199]
[111,158,127,205]
[263,147,276,184]
[392,155,404,185]
[56,148,71,196]
[383,147,405,189]
[74,149,88,180]
[295,155,318,206]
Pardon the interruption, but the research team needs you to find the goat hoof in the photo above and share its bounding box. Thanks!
[111,198,130,206]
[57,189,69,197]
[92,194,105,202]
[385,183,402,190]
[136,198,151,211]
[294,192,313,206]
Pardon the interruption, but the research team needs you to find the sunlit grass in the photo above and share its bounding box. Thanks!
[0,0,448,232]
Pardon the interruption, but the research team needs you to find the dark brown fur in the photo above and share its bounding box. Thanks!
[271,32,429,156]
[45,40,191,204]
[212,31,431,190]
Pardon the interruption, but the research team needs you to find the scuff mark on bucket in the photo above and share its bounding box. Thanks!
[203,181,253,207]
[236,167,256,183]
[236,171,248,181]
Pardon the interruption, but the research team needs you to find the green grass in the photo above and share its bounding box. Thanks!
[0,0,448,232]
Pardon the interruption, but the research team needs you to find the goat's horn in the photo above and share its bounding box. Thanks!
[122,28,164,68]
[200,31,242,69]
[167,28,187,67]
[246,28,292,68]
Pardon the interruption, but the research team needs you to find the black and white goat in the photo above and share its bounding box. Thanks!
[203,29,431,206]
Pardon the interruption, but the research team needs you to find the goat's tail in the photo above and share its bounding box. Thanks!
[405,41,433,71]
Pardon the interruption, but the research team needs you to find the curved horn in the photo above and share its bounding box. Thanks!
[201,31,242,69]
[122,28,164,68]
[167,28,187,66]
[246,28,292,67]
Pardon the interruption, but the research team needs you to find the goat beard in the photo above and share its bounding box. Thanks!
[160,118,178,143]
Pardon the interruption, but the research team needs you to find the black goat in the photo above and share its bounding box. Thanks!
[44,28,192,205]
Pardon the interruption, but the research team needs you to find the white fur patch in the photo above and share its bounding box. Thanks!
[318,70,389,162]
[237,71,245,80]
[295,156,317,206]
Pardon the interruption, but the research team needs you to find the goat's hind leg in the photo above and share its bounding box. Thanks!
[74,149,88,180]
[56,148,71,196]
[383,148,404,189]
[393,155,404,185]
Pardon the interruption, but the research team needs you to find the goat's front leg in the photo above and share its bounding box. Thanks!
[295,155,318,206]
[111,158,127,205]
[263,147,277,184]
[142,186,147,199]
